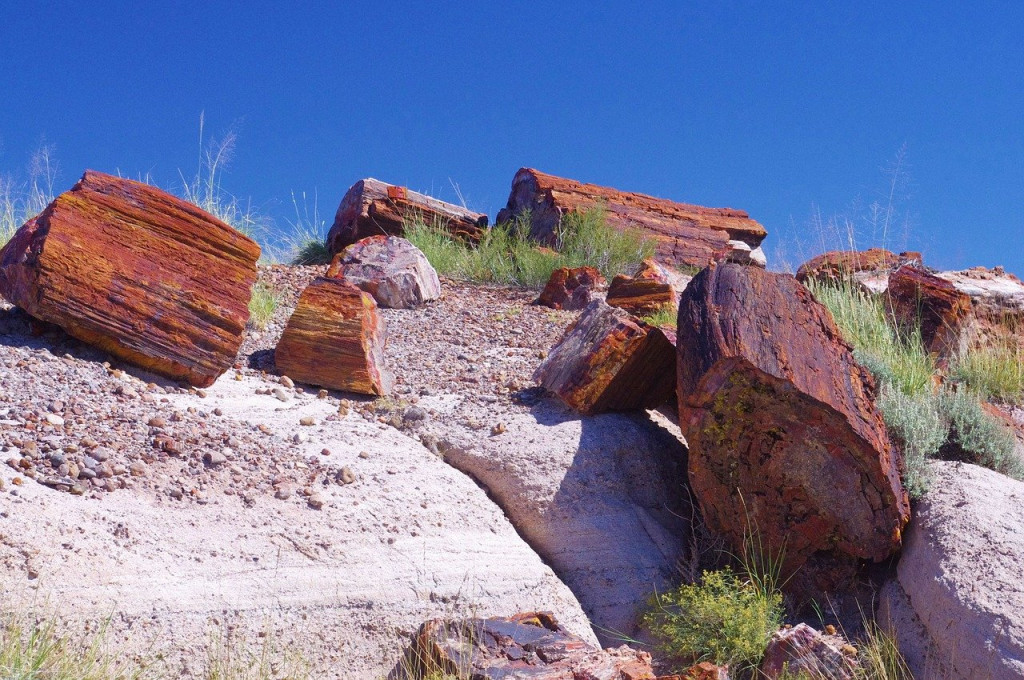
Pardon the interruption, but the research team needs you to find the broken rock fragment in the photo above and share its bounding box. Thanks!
[676,263,909,573]
[326,235,440,309]
[535,266,606,311]
[886,265,972,358]
[274,277,393,395]
[0,170,259,387]
[534,300,676,414]
[606,258,677,316]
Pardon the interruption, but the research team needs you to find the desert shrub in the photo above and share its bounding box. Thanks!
[404,207,654,287]
[950,343,1024,404]
[876,384,945,498]
[937,389,1023,479]
[248,283,280,330]
[281,191,332,266]
[640,303,679,329]
[644,567,783,671]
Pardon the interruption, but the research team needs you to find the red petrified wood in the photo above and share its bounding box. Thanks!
[606,258,677,316]
[497,168,767,270]
[795,248,922,284]
[274,278,393,396]
[535,266,606,311]
[676,263,909,573]
[886,265,972,357]
[534,300,676,414]
[0,170,260,387]
[325,178,488,254]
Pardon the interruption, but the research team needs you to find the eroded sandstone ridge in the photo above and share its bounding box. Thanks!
[676,263,910,573]
[0,170,259,387]
[496,168,767,269]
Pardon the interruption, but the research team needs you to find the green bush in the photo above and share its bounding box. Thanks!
[248,283,280,331]
[640,303,679,329]
[644,567,783,671]
[950,343,1024,404]
[938,390,1023,479]
[876,384,945,498]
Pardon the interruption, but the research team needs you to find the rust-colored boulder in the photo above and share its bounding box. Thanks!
[886,265,972,357]
[760,624,858,679]
[325,178,487,254]
[795,248,921,285]
[274,277,392,395]
[496,168,767,270]
[535,266,606,311]
[676,263,909,573]
[326,235,440,309]
[606,258,677,316]
[0,170,259,387]
[535,300,676,415]
[411,611,656,680]
[937,266,1024,354]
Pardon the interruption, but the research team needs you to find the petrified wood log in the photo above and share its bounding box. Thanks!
[496,168,767,270]
[676,263,909,573]
[274,278,393,395]
[795,248,922,284]
[534,266,606,311]
[0,170,259,387]
[411,612,656,680]
[326,235,441,309]
[534,300,675,414]
[606,258,677,316]
[325,178,488,254]
[886,265,972,358]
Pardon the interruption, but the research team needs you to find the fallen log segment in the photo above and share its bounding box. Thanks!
[274,277,393,396]
[0,170,260,387]
[676,262,909,573]
[886,265,972,358]
[326,178,488,254]
[605,258,677,316]
[534,266,606,311]
[496,167,767,270]
[534,300,676,414]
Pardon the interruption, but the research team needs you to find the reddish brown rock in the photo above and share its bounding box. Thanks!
[0,170,259,387]
[937,266,1024,354]
[659,662,731,680]
[326,235,441,309]
[325,178,487,254]
[760,624,858,679]
[496,168,767,270]
[676,263,909,573]
[606,258,677,316]
[795,248,921,285]
[274,278,392,395]
[886,265,972,357]
[535,300,676,415]
[535,266,606,311]
[411,611,656,680]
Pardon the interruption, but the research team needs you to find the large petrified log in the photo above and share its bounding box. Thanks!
[886,265,972,358]
[325,178,488,254]
[274,277,393,395]
[496,168,767,270]
[534,266,606,311]
[326,235,440,309]
[606,258,677,316]
[535,300,676,414]
[795,248,922,287]
[0,170,259,387]
[676,263,909,573]
[411,611,656,680]
[937,266,1024,354]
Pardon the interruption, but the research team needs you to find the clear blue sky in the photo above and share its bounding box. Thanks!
[2,2,1022,273]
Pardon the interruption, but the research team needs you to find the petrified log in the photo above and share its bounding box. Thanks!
[411,612,656,680]
[326,235,440,309]
[676,263,909,573]
[606,258,677,316]
[535,300,676,414]
[0,170,259,387]
[496,168,767,270]
[936,266,1024,354]
[535,266,606,311]
[325,178,488,254]
[274,278,393,395]
[795,248,922,284]
[886,265,971,358]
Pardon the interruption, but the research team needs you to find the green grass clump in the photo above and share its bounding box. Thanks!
[404,206,654,288]
[248,283,280,330]
[282,191,332,266]
[876,384,945,498]
[0,148,58,250]
[938,389,1023,479]
[644,567,784,671]
[640,303,678,329]
[950,343,1024,404]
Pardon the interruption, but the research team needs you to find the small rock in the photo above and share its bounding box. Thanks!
[307,493,325,510]
[490,423,506,436]
[44,413,64,427]
[338,467,356,485]
[280,375,295,389]
[213,408,223,416]
[147,416,167,428]
[203,450,228,467]
[293,432,309,444]
[358,451,369,459]
[273,387,290,402]
[317,389,328,399]
[299,416,316,426]
[403,406,427,423]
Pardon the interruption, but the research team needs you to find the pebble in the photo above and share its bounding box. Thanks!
[339,467,356,484]
[299,416,316,427]
[44,413,64,427]
[293,432,309,444]
[307,493,325,510]
[147,416,167,428]
[204,450,228,467]
[274,487,292,500]
[403,406,427,423]
[280,375,295,389]
[273,388,290,402]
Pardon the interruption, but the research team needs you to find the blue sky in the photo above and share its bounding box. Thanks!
[2,2,1022,273]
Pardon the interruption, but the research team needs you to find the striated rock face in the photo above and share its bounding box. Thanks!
[535,300,676,415]
[760,624,858,679]
[496,168,766,270]
[0,170,259,387]
[411,611,656,680]
[325,178,487,254]
[937,266,1024,353]
[606,258,677,316]
[535,266,606,311]
[795,248,921,285]
[886,265,972,357]
[274,278,393,395]
[676,263,909,573]
[326,235,440,309]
